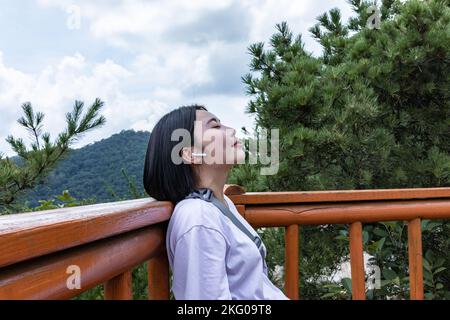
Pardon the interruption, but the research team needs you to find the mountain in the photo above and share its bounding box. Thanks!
[16,129,151,207]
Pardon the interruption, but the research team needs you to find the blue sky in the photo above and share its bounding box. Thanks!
[0,0,354,156]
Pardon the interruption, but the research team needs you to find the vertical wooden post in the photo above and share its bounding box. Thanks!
[104,270,133,300]
[349,222,365,300]
[148,250,170,300]
[284,224,299,300]
[408,218,424,300]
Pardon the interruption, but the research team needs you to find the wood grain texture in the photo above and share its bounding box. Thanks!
[243,199,450,227]
[227,187,450,205]
[148,250,170,300]
[408,218,424,300]
[284,224,299,300]
[104,271,133,300]
[0,223,166,299]
[0,198,172,268]
[223,184,246,195]
[1,185,448,300]
[349,222,365,300]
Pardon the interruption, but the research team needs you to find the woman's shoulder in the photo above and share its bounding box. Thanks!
[223,194,235,209]
[168,198,225,240]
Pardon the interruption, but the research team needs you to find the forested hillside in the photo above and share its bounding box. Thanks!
[15,129,150,207]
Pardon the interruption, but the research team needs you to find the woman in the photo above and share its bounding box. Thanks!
[143,104,289,300]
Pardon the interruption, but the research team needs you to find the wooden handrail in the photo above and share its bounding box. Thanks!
[0,224,166,299]
[0,198,172,300]
[0,184,449,300]
[225,184,450,300]
[228,187,450,204]
[0,198,172,268]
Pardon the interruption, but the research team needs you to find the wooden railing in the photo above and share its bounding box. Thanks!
[0,185,449,300]
[0,198,173,299]
[225,185,450,300]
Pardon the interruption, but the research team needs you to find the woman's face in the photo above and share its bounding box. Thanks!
[190,109,245,165]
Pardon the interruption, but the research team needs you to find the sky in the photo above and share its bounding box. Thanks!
[0,0,354,157]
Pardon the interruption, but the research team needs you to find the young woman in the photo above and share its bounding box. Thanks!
[143,104,289,300]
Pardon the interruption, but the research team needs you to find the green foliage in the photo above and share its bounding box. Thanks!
[321,278,352,300]
[231,0,450,299]
[422,247,448,299]
[23,180,150,300]
[105,167,148,201]
[1,128,154,299]
[32,189,97,211]
[3,0,449,301]
[324,220,450,300]
[73,263,150,300]
[9,130,150,210]
[0,99,106,213]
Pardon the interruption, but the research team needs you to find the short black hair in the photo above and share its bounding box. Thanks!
[143,104,207,205]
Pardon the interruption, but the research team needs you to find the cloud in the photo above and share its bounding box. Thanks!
[36,0,354,52]
[162,2,251,45]
[0,51,168,156]
[33,0,355,99]
[1,0,356,157]
[36,0,236,44]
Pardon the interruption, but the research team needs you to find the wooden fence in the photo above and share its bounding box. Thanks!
[1,185,449,300]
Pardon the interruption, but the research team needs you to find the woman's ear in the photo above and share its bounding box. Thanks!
[181,146,193,164]
[182,146,205,165]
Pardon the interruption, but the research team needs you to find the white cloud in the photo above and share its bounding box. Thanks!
[131,44,213,90]
[0,51,167,156]
[0,48,253,157]
[1,0,357,157]
[37,0,236,44]
[36,0,354,53]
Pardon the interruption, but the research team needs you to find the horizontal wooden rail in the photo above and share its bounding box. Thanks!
[228,187,450,205]
[0,197,172,300]
[0,223,167,299]
[225,185,450,300]
[241,199,450,227]
[0,198,172,268]
[1,185,449,300]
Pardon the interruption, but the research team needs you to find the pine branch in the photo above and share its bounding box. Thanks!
[1,98,106,209]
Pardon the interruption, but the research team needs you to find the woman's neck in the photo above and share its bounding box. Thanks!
[194,166,230,206]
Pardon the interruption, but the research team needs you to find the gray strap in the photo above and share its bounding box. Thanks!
[209,196,263,248]
[186,188,264,260]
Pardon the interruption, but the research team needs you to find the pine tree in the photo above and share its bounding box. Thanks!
[241,0,449,191]
[234,0,449,298]
[0,98,106,213]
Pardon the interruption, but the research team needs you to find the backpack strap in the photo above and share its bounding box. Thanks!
[185,188,264,260]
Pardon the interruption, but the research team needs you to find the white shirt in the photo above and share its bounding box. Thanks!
[166,194,290,300]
